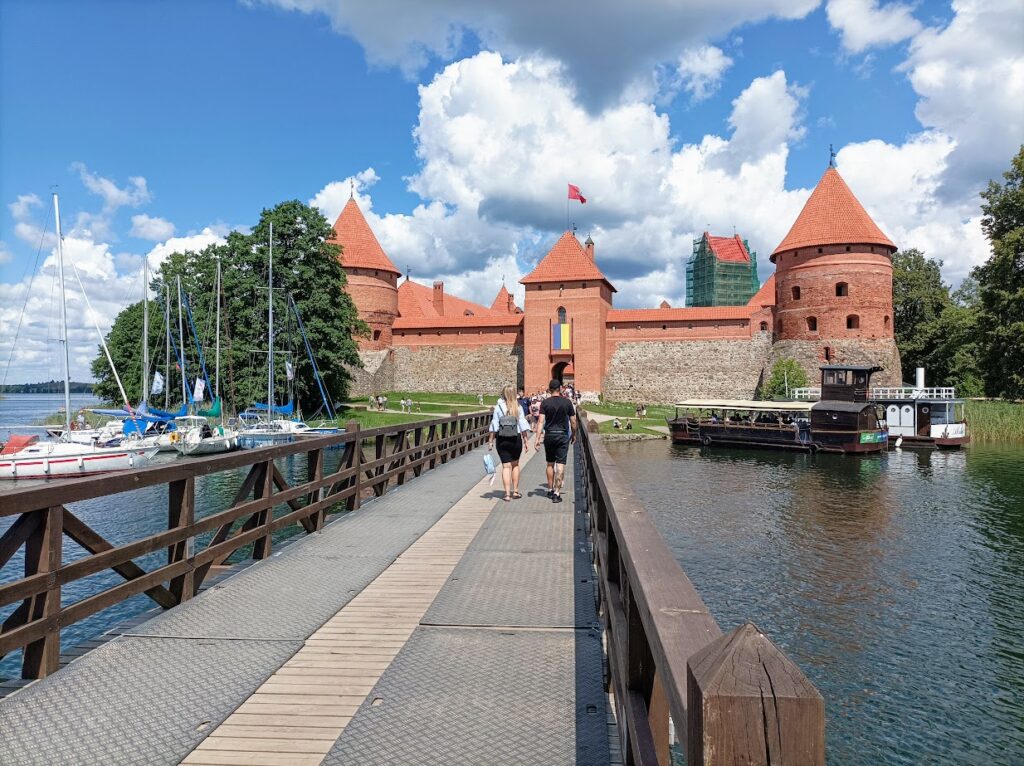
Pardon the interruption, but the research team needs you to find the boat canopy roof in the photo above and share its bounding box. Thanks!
[174,415,209,426]
[2,434,39,454]
[811,400,875,413]
[673,399,811,412]
[819,364,883,372]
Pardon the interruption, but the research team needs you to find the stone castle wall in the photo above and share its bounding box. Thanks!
[768,338,903,387]
[346,349,396,397]
[602,336,773,403]
[391,344,524,394]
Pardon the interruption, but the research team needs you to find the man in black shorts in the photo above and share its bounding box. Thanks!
[535,379,577,503]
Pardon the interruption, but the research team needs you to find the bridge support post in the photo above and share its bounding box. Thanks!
[167,477,196,602]
[22,505,62,679]
[252,460,273,559]
[686,623,825,766]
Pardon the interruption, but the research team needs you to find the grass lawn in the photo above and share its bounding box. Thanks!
[596,419,665,437]
[330,408,435,429]
[582,401,675,420]
[357,391,483,406]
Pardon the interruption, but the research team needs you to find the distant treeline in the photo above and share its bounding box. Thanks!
[0,380,95,394]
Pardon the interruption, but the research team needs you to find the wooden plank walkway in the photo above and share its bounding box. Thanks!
[180,452,535,766]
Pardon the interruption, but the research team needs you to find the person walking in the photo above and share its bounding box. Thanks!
[534,378,577,503]
[487,383,531,502]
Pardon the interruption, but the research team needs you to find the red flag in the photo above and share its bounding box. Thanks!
[568,184,587,204]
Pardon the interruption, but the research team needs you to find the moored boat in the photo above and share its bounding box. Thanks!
[668,364,889,454]
[0,435,157,479]
[172,416,239,456]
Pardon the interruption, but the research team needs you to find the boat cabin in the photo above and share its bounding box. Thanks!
[819,365,882,402]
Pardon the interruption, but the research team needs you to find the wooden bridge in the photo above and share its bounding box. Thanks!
[0,411,824,765]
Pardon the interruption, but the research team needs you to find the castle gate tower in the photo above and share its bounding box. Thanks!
[521,233,615,394]
[769,166,903,385]
[330,197,401,350]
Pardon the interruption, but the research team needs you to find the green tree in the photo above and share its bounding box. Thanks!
[974,146,1024,398]
[892,248,951,374]
[761,358,808,399]
[95,200,367,414]
[90,301,166,404]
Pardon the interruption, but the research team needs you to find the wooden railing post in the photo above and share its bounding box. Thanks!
[252,460,273,559]
[22,505,62,679]
[307,448,324,530]
[347,421,362,511]
[687,623,825,766]
[167,477,196,602]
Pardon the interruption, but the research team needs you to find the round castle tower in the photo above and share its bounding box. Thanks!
[769,166,903,386]
[330,197,400,350]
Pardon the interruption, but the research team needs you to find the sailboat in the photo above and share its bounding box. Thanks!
[0,194,158,480]
[239,222,301,449]
[174,255,239,455]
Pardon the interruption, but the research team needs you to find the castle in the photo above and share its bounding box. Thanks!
[332,165,903,401]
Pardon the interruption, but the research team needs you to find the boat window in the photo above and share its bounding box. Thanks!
[806,316,817,332]
[836,282,848,297]
[792,286,801,300]
[854,372,867,387]
[824,370,849,385]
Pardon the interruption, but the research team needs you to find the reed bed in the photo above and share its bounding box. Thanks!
[965,400,1024,443]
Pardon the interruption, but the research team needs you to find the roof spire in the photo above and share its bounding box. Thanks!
[829,144,836,168]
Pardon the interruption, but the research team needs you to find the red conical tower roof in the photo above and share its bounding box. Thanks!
[330,198,401,275]
[490,284,516,312]
[520,231,615,290]
[771,167,895,261]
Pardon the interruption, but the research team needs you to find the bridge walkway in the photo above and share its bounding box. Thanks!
[0,443,610,765]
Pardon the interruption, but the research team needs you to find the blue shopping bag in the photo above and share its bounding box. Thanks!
[483,453,496,475]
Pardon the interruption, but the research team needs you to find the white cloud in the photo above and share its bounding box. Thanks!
[145,229,226,271]
[0,241,12,265]
[901,0,1024,198]
[254,0,819,105]
[9,193,42,220]
[130,213,176,241]
[71,162,151,212]
[672,46,734,102]
[309,168,381,223]
[721,70,807,169]
[826,0,922,53]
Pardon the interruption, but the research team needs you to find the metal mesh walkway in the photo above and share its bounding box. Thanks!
[0,447,491,766]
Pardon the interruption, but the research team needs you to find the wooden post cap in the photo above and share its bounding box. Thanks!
[687,623,824,766]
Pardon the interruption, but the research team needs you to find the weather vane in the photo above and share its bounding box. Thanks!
[350,178,355,199]
[829,144,836,168]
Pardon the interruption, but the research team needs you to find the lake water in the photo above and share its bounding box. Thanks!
[605,438,1024,765]
[0,393,346,680]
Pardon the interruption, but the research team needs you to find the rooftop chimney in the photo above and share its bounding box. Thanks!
[507,292,516,313]
[432,281,445,315]
[585,234,595,260]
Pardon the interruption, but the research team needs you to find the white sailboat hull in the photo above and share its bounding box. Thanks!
[0,442,159,480]
[175,430,239,456]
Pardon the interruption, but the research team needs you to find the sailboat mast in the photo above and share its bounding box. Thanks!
[214,255,221,400]
[268,222,274,416]
[53,193,72,436]
[142,254,149,402]
[164,284,170,409]
[177,275,186,408]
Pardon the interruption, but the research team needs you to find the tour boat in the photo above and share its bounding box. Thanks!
[172,416,239,456]
[668,364,889,454]
[793,367,970,449]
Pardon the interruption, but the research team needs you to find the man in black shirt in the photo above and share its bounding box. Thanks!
[535,379,577,503]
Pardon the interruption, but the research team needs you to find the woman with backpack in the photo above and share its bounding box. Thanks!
[487,382,531,502]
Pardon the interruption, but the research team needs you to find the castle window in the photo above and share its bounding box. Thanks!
[464,309,474,316]
[373,330,381,341]
[583,283,588,289]
[836,282,848,297]
[792,286,801,300]
[824,346,832,361]
[661,324,666,330]
[846,314,860,330]
[806,317,817,332]
[557,306,567,323]
[845,246,851,252]
[759,321,768,332]
[884,315,890,330]
[817,247,823,254]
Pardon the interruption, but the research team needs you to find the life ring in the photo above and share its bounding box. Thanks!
[701,435,712,447]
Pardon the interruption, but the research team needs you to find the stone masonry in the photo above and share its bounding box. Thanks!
[391,345,524,395]
[602,336,773,402]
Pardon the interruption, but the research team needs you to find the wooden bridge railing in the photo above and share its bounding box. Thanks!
[576,411,825,766]
[0,411,490,680]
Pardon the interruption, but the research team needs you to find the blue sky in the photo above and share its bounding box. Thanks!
[1,0,1021,382]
